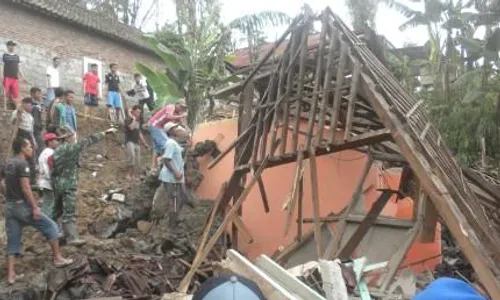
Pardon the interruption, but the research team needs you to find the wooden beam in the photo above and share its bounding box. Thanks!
[305,12,328,149]
[178,158,269,293]
[297,176,304,241]
[301,214,414,228]
[257,176,270,213]
[379,190,426,291]
[308,147,324,257]
[343,61,361,141]
[237,129,391,172]
[337,189,395,260]
[316,27,338,145]
[208,124,255,169]
[283,148,305,236]
[419,194,438,243]
[292,28,308,153]
[329,41,349,144]
[360,73,500,299]
[229,211,254,244]
[323,157,373,259]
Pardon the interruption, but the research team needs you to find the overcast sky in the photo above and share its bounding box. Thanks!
[142,0,428,48]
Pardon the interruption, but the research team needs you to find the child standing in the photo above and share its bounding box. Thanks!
[83,63,100,119]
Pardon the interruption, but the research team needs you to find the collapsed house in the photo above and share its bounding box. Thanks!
[179,8,500,299]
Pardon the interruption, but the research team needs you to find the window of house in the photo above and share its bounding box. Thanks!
[83,57,103,96]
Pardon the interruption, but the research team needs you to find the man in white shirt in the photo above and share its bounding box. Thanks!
[127,73,154,127]
[38,133,60,219]
[46,57,60,107]
[11,97,36,183]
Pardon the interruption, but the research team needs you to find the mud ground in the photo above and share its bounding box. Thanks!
[0,114,216,299]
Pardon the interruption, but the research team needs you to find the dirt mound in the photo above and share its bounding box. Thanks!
[0,115,220,299]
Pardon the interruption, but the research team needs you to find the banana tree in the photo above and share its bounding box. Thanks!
[136,28,236,128]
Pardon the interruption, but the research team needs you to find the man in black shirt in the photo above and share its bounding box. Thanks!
[125,105,149,180]
[105,63,125,124]
[1,41,26,109]
[1,137,72,284]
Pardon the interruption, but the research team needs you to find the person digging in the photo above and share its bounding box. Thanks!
[51,125,117,246]
[0,137,73,285]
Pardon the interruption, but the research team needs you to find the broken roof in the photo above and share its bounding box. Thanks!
[209,7,500,298]
[7,0,148,50]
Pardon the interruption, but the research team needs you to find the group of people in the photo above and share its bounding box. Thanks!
[0,39,195,284]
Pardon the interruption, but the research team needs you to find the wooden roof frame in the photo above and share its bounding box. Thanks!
[182,8,500,297]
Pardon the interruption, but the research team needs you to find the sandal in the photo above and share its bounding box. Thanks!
[54,258,74,268]
[8,273,25,285]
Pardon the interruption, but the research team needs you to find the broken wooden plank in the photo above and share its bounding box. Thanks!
[297,176,304,242]
[337,189,395,260]
[344,60,361,141]
[229,212,255,244]
[301,214,414,228]
[283,148,305,236]
[308,147,325,257]
[419,193,438,243]
[237,129,391,172]
[379,190,426,292]
[177,157,269,293]
[316,27,339,145]
[323,157,373,259]
[329,41,349,144]
[291,28,308,153]
[208,124,255,170]
[257,176,270,213]
[305,11,328,150]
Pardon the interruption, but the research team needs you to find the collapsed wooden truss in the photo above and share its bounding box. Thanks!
[180,8,500,297]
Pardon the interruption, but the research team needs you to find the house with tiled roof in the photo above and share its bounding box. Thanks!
[0,0,163,98]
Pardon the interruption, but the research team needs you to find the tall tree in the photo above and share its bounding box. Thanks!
[81,0,157,29]
[345,0,379,30]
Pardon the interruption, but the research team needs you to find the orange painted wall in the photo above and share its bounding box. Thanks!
[193,119,441,272]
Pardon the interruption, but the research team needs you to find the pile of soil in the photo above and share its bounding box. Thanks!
[0,115,220,299]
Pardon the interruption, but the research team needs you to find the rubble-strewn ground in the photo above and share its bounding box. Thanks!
[0,116,218,299]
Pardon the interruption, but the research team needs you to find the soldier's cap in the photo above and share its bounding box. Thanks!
[43,133,58,143]
[6,40,17,46]
[58,125,75,139]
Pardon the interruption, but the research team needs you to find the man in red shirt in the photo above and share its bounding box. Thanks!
[148,99,187,169]
[82,63,100,119]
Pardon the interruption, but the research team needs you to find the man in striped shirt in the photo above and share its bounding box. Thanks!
[147,99,187,169]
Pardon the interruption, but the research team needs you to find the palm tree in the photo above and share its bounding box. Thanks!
[345,0,380,31]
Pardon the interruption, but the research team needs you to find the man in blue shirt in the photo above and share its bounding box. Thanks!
[54,90,77,136]
[159,122,187,227]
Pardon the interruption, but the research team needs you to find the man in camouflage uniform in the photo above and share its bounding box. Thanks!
[52,125,117,245]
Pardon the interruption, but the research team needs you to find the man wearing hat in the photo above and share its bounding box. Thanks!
[38,133,60,219]
[159,121,188,227]
[52,125,117,245]
[147,98,187,169]
[1,41,26,109]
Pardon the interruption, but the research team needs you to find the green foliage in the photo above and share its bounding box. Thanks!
[385,0,500,168]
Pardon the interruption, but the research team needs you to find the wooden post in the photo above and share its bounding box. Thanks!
[337,189,395,260]
[283,147,305,236]
[323,157,373,259]
[343,60,361,141]
[419,194,439,243]
[305,11,328,150]
[308,147,324,257]
[316,26,338,145]
[291,28,308,153]
[296,176,304,241]
[329,41,348,144]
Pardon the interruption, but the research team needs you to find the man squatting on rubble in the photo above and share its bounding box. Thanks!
[0,137,73,284]
[51,125,117,246]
